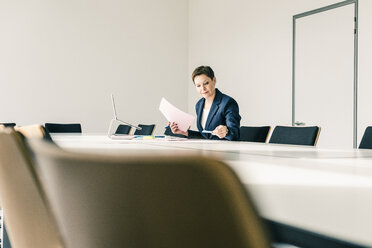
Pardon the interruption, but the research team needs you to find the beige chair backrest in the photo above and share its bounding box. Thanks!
[0,129,64,248]
[14,124,45,139]
[15,124,54,143]
[29,138,271,248]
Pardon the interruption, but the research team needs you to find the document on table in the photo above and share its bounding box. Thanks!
[159,97,195,132]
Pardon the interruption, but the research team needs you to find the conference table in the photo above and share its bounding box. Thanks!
[52,134,372,248]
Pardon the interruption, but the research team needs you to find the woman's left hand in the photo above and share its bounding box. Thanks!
[212,125,228,139]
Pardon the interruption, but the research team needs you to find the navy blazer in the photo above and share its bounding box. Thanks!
[194,88,241,141]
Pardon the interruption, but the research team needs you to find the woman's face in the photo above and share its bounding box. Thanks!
[194,74,216,99]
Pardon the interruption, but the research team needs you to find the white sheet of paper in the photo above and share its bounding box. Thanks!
[159,97,195,132]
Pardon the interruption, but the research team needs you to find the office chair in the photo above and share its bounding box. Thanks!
[0,129,64,248]
[133,124,155,135]
[115,124,132,135]
[0,122,16,127]
[359,126,372,149]
[239,126,271,143]
[45,123,82,133]
[269,126,321,146]
[164,126,186,138]
[28,138,271,248]
[15,124,54,143]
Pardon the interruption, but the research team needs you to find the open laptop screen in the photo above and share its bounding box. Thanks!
[111,94,118,120]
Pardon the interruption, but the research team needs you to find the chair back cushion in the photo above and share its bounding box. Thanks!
[269,126,320,146]
[45,123,82,133]
[115,124,132,135]
[134,124,155,135]
[0,122,16,127]
[240,126,271,142]
[359,126,372,149]
[164,126,186,138]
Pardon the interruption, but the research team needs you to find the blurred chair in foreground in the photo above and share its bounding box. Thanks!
[0,128,64,248]
[269,126,321,146]
[359,126,372,149]
[133,124,155,135]
[28,138,271,248]
[45,123,82,133]
[239,126,271,143]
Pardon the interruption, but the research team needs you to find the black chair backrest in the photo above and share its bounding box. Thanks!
[134,124,155,135]
[269,126,320,146]
[115,125,132,135]
[45,123,82,133]
[239,126,271,143]
[359,126,372,149]
[164,126,186,138]
[0,123,16,128]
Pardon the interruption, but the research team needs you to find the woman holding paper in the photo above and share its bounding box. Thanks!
[169,66,241,141]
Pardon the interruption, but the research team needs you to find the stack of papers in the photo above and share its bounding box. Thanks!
[159,97,195,132]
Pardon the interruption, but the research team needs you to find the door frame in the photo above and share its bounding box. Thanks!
[292,0,358,147]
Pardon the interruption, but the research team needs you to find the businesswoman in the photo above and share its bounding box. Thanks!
[169,66,241,141]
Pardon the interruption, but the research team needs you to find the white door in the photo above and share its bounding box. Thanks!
[294,4,355,149]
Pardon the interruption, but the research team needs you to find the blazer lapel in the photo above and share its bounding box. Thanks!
[196,98,205,132]
[205,89,222,131]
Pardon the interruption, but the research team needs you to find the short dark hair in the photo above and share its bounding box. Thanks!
[192,66,215,82]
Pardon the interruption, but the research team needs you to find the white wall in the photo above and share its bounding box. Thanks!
[188,0,336,127]
[188,0,372,148]
[0,0,188,134]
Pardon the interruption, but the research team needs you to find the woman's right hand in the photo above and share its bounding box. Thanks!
[169,122,188,136]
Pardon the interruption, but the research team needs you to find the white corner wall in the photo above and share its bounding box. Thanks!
[0,0,188,134]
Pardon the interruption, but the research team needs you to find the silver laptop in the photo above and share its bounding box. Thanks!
[108,94,141,139]
[111,94,119,121]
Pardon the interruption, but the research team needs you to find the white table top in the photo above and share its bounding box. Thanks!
[52,133,372,247]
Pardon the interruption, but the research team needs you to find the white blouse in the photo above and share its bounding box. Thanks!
[201,108,210,130]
